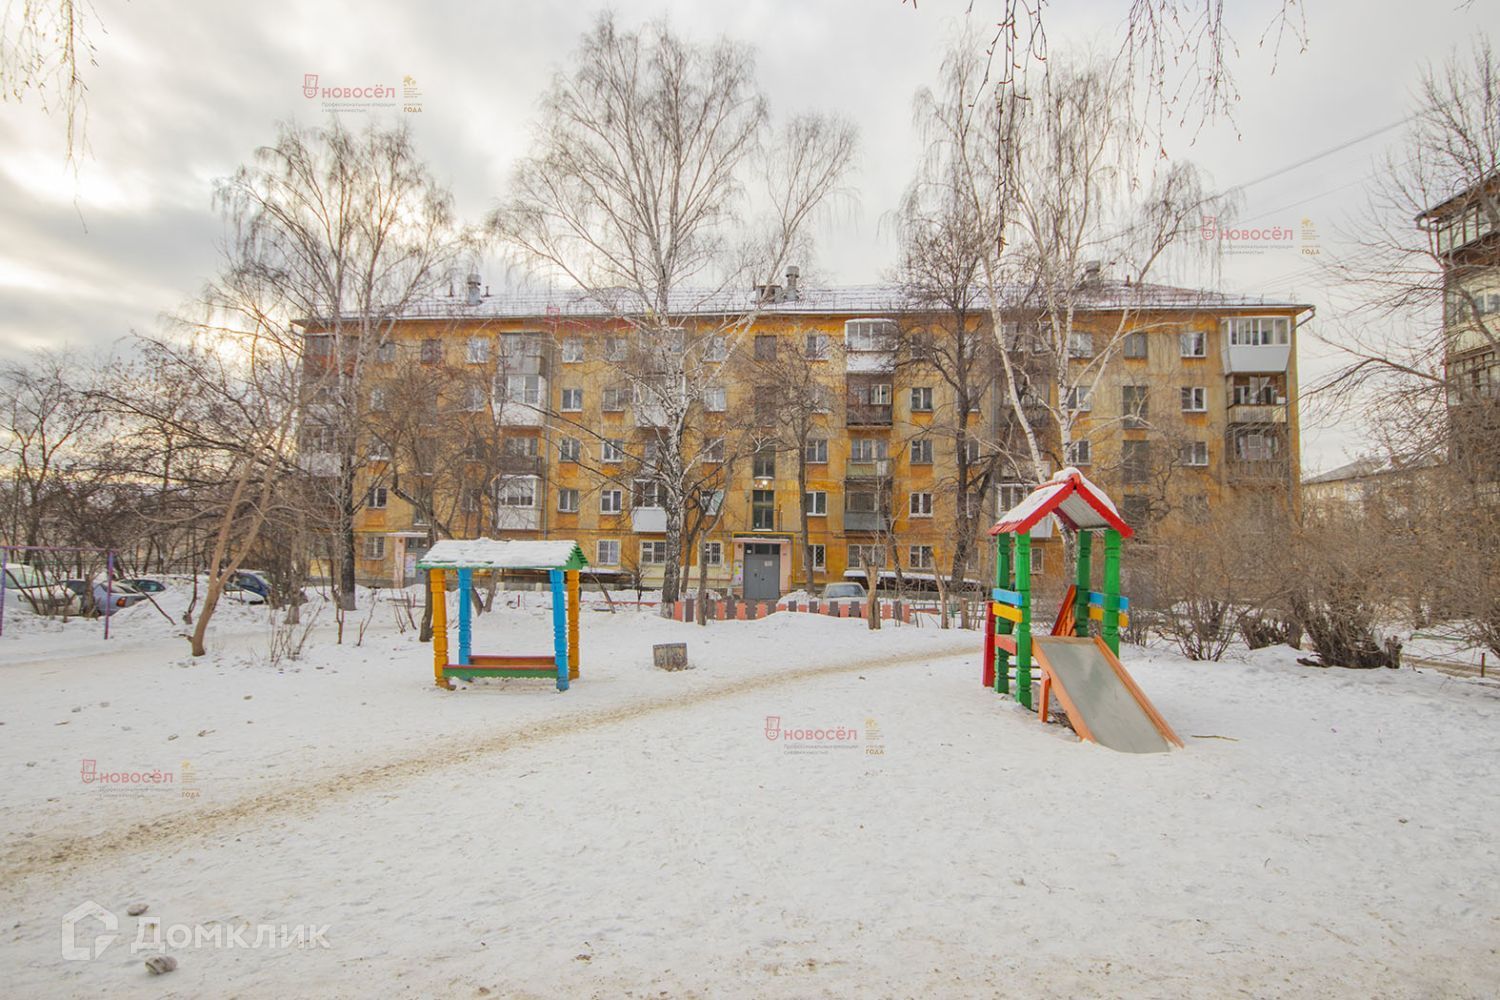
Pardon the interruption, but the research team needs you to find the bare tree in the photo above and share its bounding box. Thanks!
[0,0,95,162]
[492,13,856,604]
[0,350,101,555]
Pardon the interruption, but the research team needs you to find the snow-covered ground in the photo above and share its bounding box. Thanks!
[2,592,1498,997]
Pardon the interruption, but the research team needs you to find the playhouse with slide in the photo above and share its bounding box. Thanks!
[983,469,1183,754]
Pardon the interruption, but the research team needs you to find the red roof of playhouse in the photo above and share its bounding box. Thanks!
[989,469,1134,538]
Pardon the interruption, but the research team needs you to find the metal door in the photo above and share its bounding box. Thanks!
[744,552,780,601]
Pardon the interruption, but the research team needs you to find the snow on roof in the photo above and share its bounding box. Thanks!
[990,468,1133,538]
[416,538,588,571]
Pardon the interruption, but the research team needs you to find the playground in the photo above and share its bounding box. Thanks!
[1,587,1498,997]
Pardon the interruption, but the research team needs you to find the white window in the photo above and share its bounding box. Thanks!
[602,386,628,412]
[597,539,620,565]
[805,491,828,516]
[1181,441,1209,467]
[362,536,386,560]
[699,489,724,515]
[463,386,486,412]
[600,489,623,514]
[604,336,628,361]
[561,387,583,411]
[869,383,893,405]
[702,437,725,463]
[505,375,543,407]
[805,333,830,359]
[641,541,668,565]
[462,488,483,513]
[805,438,828,464]
[910,387,934,412]
[703,335,729,361]
[366,486,388,509]
[1066,439,1092,466]
[1068,332,1094,358]
[602,439,624,463]
[809,544,826,570]
[909,492,934,516]
[376,341,397,363]
[368,387,387,412]
[704,385,727,412]
[1123,332,1148,359]
[1223,317,1291,347]
[845,319,896,352]
[1179,331,1208,358]
[495,477,536,508]
[909,545,934,570]
[910,439,933,465]
[850,438,889,462]
[557,488,579,513]
[849,544,885,568]
[561,337,584,363]
[634,479,668,508]
[1233,430,1282,462]
[1181,386,1208,412]
[702,541,723,566]
[999,482,1029,512]
[466,337,491,364]
[1065,386,1092,411]
[560,437,581,463]
[367,439,391,461]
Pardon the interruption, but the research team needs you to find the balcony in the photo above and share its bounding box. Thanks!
[846,403,893,427]
[1226,401,1289,425]
[843,510,894,533]
[631,506,668,533]
[299,452,339,477]
[1226,459,1291,484]
[845,460,891,480]
[493,506,541,531]
[495,453,543,476]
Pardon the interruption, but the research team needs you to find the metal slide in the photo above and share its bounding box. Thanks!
[1032,636,1183,754]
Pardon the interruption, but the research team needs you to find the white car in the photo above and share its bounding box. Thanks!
[819,582,869,606]
[2,563,81,616]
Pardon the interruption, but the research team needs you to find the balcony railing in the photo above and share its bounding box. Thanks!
[493,507,541,531]
[631,506,668,533]
[846,403,893,426]
[1226,401,1289,425]
[495,453,543,476]
[843,510,894,533]
[844,460,891,480]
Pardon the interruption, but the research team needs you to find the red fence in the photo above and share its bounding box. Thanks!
[669,597,918,623]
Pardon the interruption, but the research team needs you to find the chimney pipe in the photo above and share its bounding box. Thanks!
[784,266,800,299]
[465,272,482,307]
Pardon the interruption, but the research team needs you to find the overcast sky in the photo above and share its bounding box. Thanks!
[0,0,1490,472]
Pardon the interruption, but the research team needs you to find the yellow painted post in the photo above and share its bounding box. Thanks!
[566,569,581,680]
[430,568,449,688]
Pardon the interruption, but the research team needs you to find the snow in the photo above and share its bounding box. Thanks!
[995,466,1126,535]
[2,588,1499,996]
[417,537,586,570]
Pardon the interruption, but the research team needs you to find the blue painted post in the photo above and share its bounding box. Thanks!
[456,568,473,666]
[550,569,569,691]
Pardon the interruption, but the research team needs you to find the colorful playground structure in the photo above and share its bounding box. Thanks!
[982,469,1183,754]
[418,539,588,691]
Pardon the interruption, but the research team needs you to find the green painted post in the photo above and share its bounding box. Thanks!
[995,534,1012,694]
[1103,528,1123,656]
[1015,531,1033,710]
[1074,530,1092,638]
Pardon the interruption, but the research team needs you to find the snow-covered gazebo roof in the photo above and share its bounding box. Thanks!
[416,538,589,571]
[990,469,1133,538]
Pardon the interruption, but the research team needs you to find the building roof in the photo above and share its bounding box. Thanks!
[1302,452,1444,486]
[327,280,1312,325]
[990,468,1134,538]
[417,538,588,571]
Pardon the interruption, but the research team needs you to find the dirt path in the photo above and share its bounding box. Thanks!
[2,642,970,885]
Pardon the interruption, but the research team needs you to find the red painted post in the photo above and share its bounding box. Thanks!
[982,603,996,688]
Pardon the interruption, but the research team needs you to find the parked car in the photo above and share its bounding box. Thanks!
[819,581,868,606]
[123,577,167,594]
[224,569,271,604]
[2,563,80,615]
[63,579,148,616]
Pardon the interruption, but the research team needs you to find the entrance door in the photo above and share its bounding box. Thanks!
[743,544,781,601]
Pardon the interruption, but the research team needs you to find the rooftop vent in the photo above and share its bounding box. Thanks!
[465,272,483,307]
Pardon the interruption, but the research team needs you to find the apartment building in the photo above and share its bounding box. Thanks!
[303,277,1310,596]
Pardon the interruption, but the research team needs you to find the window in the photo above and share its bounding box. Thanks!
[1179,331,1208,358]
[559,437,581,463]
[1180,386,1208,412]
[1065,386,1092,411]
[698,489,724,515]
[634,479,667,508]
[367,438,391,461]
[509,375,545,407]
[805,491,827,516]
[849,544,885,568]
[561,387,583,411]
[376,341,397,363]
[909,545,934,570]
[702,437,725,463]
[1123,332,1148,359]
[1223,317,1291,347]
[1233,429,1282,462]
[753,448,776,479]
[362,536,386,560]
[910,387,934,412]
[502,436,538,457]
[1232,375,1283,405]
[1181,441,1209,467]
[604,336,628,361]
[602,439,624,463]
[752,489,775,530]
[964,438,982,463]
[1066,439,1092,466]
[366,486,388,509]
[641,440,661,468]
[641,541,668,565]
[845,319,896,352]
[1120,496,1152,532]
[302,424,337,452]
[805,333,830,359]
[909,492,934,516]
[602,386,628,412]
[1183,494,1210,522]
[754,384,777,425]
[850,438,889,462]
[1122,385,1149,428]
[557,488,580,513]
[999,483,1028,512]
[805,438,828,464]
[499,333,544,373]
[701,541,723,566]
[910,439,934,465]
[561,337,584,363]
[596,539,620,565]
[368,387,387,412]
[851,382,893,405]
[1068,332,1094,358]
[1122,440,1152,484]
[600,489,623,514]
[809,544,826,571]
[462,487,484,514]
[704,385,727,412]
[466,337,490,364]
[495,476,537,508]
[812,385,834,413]
[420,339,443,364]
[754,335,778,361]
[703,336,730,362]
[462,386,487,412]
[1031,547,1046,575]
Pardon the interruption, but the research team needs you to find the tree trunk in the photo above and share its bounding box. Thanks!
[865,562,882,630]
[662,500,684,604]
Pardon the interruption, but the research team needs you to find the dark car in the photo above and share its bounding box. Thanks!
[123,578,168,594]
